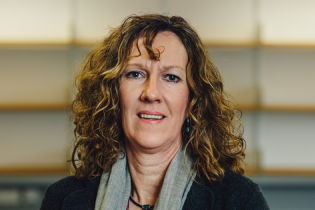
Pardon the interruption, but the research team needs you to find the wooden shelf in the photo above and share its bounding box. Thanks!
[261,42,315,49]
[75,40,259,48]
[260,105,315,112]
[0,40,97,48]
[73,40,100,47]
[68,40,315,49]
[0,166,68,176]
[0,103,70,111]
[246,168,315,176]
[1,40,315,49]
[205,41,315,49]
[237,104,315,112]
[237,104,260,112]
[0,42,71,48]
[1,165,314,176]
[204,41,259,48]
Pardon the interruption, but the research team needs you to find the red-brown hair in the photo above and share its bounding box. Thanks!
[71,14,245,181]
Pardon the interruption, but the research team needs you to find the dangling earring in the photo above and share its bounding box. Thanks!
[182,118,191,142]
[184,118,190,133]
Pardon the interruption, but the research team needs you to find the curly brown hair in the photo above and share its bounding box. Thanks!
[71,14,245,182]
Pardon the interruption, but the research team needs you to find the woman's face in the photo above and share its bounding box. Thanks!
[119,31,189,151]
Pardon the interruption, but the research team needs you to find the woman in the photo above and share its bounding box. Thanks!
[41,14,269,210]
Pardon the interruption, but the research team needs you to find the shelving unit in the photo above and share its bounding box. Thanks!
[1,0,315,178]
[1,45,314,175]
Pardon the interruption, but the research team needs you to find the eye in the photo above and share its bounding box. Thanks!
[125,71,144,79]
[164,74,181,83]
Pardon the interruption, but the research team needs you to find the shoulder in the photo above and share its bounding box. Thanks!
[221,170,261,193]
[45,176,87,193]
[186,171,269,210]
[40,176,85,210]
[212,170,269,210]
[40,176,100,210]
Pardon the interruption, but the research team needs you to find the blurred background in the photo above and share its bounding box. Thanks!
[0,0,315,209]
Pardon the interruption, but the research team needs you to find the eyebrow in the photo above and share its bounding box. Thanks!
[126,63,185,72]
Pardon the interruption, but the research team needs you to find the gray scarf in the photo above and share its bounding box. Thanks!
[94,146,195,210]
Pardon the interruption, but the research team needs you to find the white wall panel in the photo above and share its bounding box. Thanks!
[0,0,71,43]
[0,112,71,166]
[259,49,315,106]
[243,112,261,168]
[165,0,257,43]
[209,48,258,105]
[259,0,315,44]
[257,113,315,168]
[75,0,162,43]
[0,48,70,104]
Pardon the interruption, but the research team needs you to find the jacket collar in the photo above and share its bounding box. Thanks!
[62,176,215,210]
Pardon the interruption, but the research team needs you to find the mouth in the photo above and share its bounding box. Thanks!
[137,112,166,121]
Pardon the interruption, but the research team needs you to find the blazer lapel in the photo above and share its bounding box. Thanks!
[61,176,100,210]
[86,177,101,209]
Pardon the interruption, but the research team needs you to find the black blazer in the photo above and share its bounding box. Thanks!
[40,171,269,210]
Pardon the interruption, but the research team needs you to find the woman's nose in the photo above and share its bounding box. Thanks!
[140,76,161,103]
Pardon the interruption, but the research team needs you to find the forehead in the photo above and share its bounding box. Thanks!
[127,31,188,68]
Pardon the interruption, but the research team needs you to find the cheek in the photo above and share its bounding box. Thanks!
[119,86,129,126]
[119,82,132,111]
[181,85,190,108]
[119,84,139,127]
[171,87,189,118]
[120,92,133,117]
[119,90,133,139]
[179,96,189,119]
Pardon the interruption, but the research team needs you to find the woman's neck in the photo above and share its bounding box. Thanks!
[126,140,181,206]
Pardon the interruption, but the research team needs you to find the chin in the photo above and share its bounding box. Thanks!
[129,132,181,151]
[135,136,166,149]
